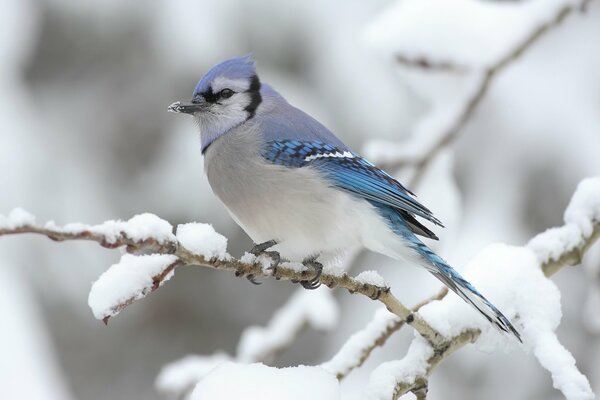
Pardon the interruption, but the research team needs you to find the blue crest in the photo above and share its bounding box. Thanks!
[193,55,256,96]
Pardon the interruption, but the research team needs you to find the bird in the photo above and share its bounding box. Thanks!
[168,55,521,341]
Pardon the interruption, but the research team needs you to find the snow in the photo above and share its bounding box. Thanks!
[0,207,36,229]
[354,270,387,288]
[189,362,340,400]
[363,335,433,400]
[563,177,600,235]
[528,177,600,264]
[363,0,578,70]
[322,308,397,377]
[155,353,231,397]
[533,331,594,400]
[237,288,338,362]
[176,222,231,260]
[279,261,307,273]
[241,252,288,272]
[366,243,593,400]
[88,253,179,320]
[44,213,176,245]
[119,213,175,244]
[240,252,257,264]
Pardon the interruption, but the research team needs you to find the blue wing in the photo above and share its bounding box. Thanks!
[262,140,443,231]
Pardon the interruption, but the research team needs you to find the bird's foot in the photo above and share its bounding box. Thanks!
[300,256,323,290]
[234,269,262,285]
[249,240,281,279]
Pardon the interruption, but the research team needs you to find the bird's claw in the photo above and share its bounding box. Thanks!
[246,274,262,285]
[300,258,323,290]
[250,240,278,256]
[369,287,383,300]
[249,240,281,277]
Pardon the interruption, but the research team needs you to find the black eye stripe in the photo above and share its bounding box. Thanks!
[202,87,218,103]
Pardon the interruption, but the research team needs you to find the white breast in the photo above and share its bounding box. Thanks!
[203,125,402,262]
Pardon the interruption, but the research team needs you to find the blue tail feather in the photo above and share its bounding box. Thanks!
[374,203,522,342]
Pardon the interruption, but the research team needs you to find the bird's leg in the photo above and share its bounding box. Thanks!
[300,255,323,290]
[250,240,278,255]
[249,239,281,279]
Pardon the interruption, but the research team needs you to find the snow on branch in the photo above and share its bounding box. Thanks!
[189,362,340,400]
[2,178,598,399]
[363,0,591,187]
[356,177,600,400]
[88,254,180,322]
[0,210,445,345]
[321,288,447,380]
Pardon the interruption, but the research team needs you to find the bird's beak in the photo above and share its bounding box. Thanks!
[167,100,204,115]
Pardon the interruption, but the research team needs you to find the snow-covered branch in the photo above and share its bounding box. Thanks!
[2,181,598,400]
[324,177,600,384]
[0,209,444,345]
[2,175,598,399]
[358,177,600,400]
[364,0,592,187]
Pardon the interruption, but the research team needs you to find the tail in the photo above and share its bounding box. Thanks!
[412,240,522,342]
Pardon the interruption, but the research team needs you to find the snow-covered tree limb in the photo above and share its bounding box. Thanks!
[364,0,592,188]
[321,288,448,380]
[324,179,600,384]
[2,174,598,400]
[0,210,445,345]
[359,177,600,400]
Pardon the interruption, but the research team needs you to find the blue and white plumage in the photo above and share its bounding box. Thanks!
[169,55,521,341]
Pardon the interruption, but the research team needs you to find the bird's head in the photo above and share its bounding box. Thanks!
[169,55,262,152]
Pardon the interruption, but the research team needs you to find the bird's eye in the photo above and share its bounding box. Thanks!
[219,88,234,99]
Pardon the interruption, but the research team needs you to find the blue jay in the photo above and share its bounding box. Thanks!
[169,55,520,340]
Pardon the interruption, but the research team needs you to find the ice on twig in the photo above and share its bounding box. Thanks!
[0,208,36,229]
[237,288,338,362]
[176,222,231,260]
[155,353,231,397]
[190,362,340,400]
[88,253,179,321]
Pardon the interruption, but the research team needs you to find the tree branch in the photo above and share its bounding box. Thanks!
[380,0,592,189]
[325,174,600,384]
[0,214,446,344]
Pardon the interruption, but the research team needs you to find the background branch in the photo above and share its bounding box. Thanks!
[373,0,591,189]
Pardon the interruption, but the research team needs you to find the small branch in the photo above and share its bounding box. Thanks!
[382,0,591,188]
[0,217,445,345]
[327,178,600,386]
[393,329,480,399]
[395,55,464,72]
[323,288,448,380]
[541,223,600,277]
[388,213,600,397]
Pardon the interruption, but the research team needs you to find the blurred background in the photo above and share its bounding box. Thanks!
[1,0,599,399]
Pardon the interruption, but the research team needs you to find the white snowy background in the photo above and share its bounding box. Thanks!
[1,0,599,399]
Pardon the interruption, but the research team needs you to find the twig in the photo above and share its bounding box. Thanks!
[326,215,600,383]
[324,288,448,380]
[387,216,600,398]
[384,0,592,189]
[0,219,445,345]
[541,223,600,277]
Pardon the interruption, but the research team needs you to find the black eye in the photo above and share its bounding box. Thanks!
[219,88,234,99]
